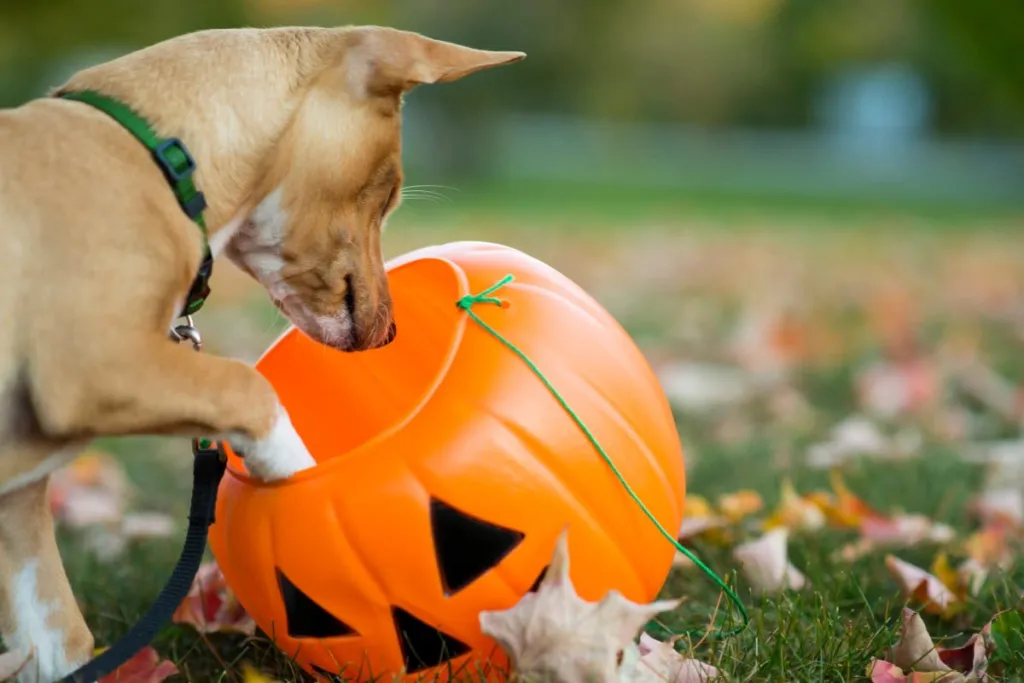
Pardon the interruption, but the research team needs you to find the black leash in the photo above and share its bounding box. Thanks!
[58,323,226,683]
[59,439,225,683]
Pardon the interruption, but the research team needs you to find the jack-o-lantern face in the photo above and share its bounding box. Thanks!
[209,242,687,682]
[273,496,533,677]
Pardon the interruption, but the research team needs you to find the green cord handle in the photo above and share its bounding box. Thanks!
[457,274,749,641]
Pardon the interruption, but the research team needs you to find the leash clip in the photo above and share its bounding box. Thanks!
[169,314,202,351]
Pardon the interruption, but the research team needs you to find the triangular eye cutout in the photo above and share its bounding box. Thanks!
[429,497,525,595]
[276,568,358,639]
[392,606,472,673]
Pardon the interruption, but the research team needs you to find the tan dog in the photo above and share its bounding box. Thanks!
[0,25,523,682]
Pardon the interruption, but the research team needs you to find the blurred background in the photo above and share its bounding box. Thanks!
[2,0,1023,208]
[11,2,1024,669]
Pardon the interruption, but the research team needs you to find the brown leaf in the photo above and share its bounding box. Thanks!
[715,490,763,523]
[479,529,680,683]
[968,488,1023,529]
[172,561,256,636]
[885,557,959,617]
[732,529,807,594]
[891,608,951,672]
[634,633,720,683]
[96,646,178,683]
[48,451,130,528]
[762,478,826,532]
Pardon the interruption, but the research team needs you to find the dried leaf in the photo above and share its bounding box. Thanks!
[48,451,130,528]
[173,561,256,636]
[677,496,730,545]
[969,489,1023,528]
[866,659,964,683]
[479,529,680,683]
[715,490,763,523]
[96,646,178,683]
[762,478,826,532]
[825,470,888,528]
[241,664,281,683]
[885,556,959,617]
[860,515,956,549]
[890,608,950,672]
[633,633,720,683]
[656,362,756,414]
[857,358,940,419]
[962,523,1015,571]
[806,416,892,469]
[732,529,807,594]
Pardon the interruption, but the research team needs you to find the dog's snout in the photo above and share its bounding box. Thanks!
[385,320,397,344]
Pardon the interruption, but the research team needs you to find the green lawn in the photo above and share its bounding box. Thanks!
[57,184,1024,682]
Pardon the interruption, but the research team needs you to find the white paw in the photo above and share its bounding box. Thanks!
[230,404,316,482]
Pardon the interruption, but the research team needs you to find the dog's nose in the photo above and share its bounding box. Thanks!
[384,320,397,344]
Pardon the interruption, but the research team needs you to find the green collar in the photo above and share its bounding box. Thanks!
[56,89,213,318]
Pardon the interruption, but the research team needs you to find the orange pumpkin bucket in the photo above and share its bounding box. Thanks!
[207,241,687,682]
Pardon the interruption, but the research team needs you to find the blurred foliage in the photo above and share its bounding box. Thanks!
[0,0,1021,139]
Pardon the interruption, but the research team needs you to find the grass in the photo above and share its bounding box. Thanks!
[55,181,1024,682]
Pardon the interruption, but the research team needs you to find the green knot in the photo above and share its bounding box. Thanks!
[457,274,515,310]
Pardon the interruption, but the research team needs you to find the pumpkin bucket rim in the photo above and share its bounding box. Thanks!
[221,254,472,489]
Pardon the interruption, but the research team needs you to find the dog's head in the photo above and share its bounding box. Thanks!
[221,27,524,352]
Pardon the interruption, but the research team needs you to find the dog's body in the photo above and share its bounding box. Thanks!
[0,26,522,681]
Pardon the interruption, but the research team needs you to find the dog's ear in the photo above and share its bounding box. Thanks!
[343,27,525,99]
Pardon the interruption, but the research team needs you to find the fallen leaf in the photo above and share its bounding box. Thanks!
[962,523,1015,571]
[732,529,807,594]
[762,478,826,532]
[860,515,956,549]
[242,664,281,683]
[634,633,720,683]
[656,362,756,415]
[96,646,178,683]
[930,553,968,603]
[48,451,130,528]
[856,358,940,419]
[806,416,892,469]
[890,608,950,671]
[968,488,1023,528]
[677,496,730,545]
[479,529,680,683]
[173,561,256,636]
[866,659,964,683]
[824,470,888,528]
[885,556,959,617]
[716,490,763,523]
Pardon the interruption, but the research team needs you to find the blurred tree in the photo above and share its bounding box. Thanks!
[0,0,1020,144]
[917,0,1024,136]
[0,0,249,106]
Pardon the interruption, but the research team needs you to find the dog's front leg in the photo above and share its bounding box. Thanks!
[31,335,316,482]
[0,469,94,683]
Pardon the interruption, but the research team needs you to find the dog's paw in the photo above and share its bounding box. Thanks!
[229,404,316,482]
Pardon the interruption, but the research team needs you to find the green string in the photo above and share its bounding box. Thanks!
[457,274,749,641]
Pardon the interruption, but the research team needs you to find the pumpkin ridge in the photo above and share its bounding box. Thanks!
[501,277,684,528]
[492,413,650,599]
